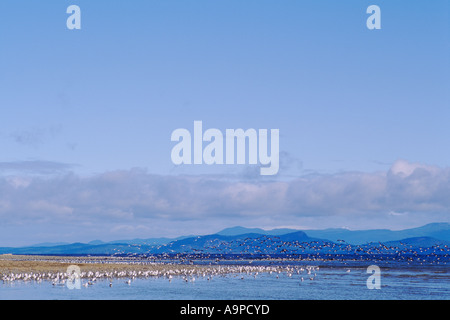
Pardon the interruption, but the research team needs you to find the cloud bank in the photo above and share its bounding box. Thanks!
[0,159,449,245]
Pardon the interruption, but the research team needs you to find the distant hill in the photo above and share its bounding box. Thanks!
[157,230,316,254]
[106,235,193,246]
[153,230,325,255]
[0,242,154,255]
[304,223,450,244]
[0,223,448,256]
[28,242,71,248]
[384,236,450,248]
[216,226,298,236]
[217,223,450,245]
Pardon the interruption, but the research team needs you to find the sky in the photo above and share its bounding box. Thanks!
[0,1,449,246]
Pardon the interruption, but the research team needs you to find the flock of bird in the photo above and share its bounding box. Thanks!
[168,236,450,265]
[1,235,448,288]
[1,260,324,287]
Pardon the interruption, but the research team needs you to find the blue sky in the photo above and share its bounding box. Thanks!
[0,1,449,246]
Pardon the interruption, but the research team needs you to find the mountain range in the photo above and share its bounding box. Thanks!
[217,223,450,244]
[0,223,449,256]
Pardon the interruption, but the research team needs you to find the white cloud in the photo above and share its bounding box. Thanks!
[389,159,439,177]
[0,160,448,242]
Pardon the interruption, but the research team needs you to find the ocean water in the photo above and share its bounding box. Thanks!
[1,261,449,300]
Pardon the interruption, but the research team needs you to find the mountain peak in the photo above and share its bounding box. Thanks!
[216,226,266,236]
[415,222,450,230]
[216,226,300,237]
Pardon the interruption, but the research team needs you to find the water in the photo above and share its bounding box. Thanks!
[1,260,449,300]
